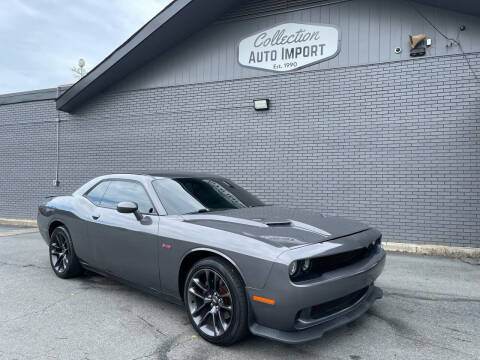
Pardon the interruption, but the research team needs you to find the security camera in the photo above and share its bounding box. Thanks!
[394,47,402,54]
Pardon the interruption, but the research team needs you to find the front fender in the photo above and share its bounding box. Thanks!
[157,218,282,298]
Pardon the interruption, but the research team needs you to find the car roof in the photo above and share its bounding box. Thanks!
[73,172,227,197]
[142,171,222,179]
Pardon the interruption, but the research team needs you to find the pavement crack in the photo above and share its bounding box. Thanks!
[384,289,480,303]
[137,314,167,337]
[460,257,480,266]
[1,298,70,324]
[367,309,414,338]
[368,310,476,357]
[0,285,88,324]
[130,350,158,360]
[444,327,476,336]
[0,260,49,270]
[157,332,190,360]
[452,336,472,343]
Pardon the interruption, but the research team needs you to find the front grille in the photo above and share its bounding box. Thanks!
[313,246,370,273]
[309,286,369,319]
[292,242,379,282]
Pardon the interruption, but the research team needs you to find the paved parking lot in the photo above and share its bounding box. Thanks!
[0,230,479,360]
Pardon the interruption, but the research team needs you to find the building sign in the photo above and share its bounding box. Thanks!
[238,23,340,72]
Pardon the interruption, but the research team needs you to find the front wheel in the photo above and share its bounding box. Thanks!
[184,257,248,345]
[49,226,82,278]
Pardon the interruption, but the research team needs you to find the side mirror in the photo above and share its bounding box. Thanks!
[117,201,143,221]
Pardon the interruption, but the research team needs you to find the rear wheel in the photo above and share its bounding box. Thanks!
[184,257,248,345]
[49,226,82,278]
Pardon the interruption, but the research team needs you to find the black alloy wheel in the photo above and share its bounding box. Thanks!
[49,226,82,278]
[184,257,248,345]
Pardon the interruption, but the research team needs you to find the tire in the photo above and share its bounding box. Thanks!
[49,226,83,279]
[184,256,248,345]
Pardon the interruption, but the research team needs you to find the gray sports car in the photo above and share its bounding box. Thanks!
[37,172,386,345]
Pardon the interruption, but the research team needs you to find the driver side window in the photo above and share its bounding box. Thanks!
[86,180,110,206]
[100,180,155,214]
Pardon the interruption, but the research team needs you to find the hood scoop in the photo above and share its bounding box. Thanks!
[252,218,292,227]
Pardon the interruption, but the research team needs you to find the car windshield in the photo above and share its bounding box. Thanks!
[152,177,264,215]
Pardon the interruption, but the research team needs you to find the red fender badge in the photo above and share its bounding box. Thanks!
[162,244,171,249]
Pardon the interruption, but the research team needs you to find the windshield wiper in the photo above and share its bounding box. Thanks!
[184,208,210,215]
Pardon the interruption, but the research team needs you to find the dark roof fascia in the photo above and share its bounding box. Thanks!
[0,88,60,106]
[414,0,480,17]
[56,0,243,113]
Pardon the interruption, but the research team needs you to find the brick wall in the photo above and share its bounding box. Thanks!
[0,100,57,219]
[1,53,479,247]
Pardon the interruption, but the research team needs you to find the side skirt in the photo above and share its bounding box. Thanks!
[80,262,184,306]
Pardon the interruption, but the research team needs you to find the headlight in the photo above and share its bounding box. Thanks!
[288,261,299,276]
[301,258,312,272]
[289,259,312,278]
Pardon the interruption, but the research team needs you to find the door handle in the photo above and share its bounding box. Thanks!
[92,214,100,220]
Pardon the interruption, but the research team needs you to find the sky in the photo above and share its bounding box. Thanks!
[0,0,172,94]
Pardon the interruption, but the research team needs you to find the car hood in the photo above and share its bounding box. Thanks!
[181,206,369,248]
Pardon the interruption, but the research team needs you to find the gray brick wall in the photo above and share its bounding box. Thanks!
[1,53,479,248]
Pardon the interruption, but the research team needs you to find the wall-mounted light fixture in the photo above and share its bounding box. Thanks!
[253,99,269,111]
[409,34,426,57]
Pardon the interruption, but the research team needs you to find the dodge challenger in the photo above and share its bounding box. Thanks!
[37,172,386,345]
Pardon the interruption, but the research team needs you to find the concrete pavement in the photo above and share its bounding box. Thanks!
[0,225,38,237]
[0,230,479,360]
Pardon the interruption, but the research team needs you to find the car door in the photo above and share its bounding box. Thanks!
[83,180,111,266]
[92,180,161,291]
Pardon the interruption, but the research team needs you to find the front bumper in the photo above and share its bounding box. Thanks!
[250,285,383,344]
[246,236,386,344]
